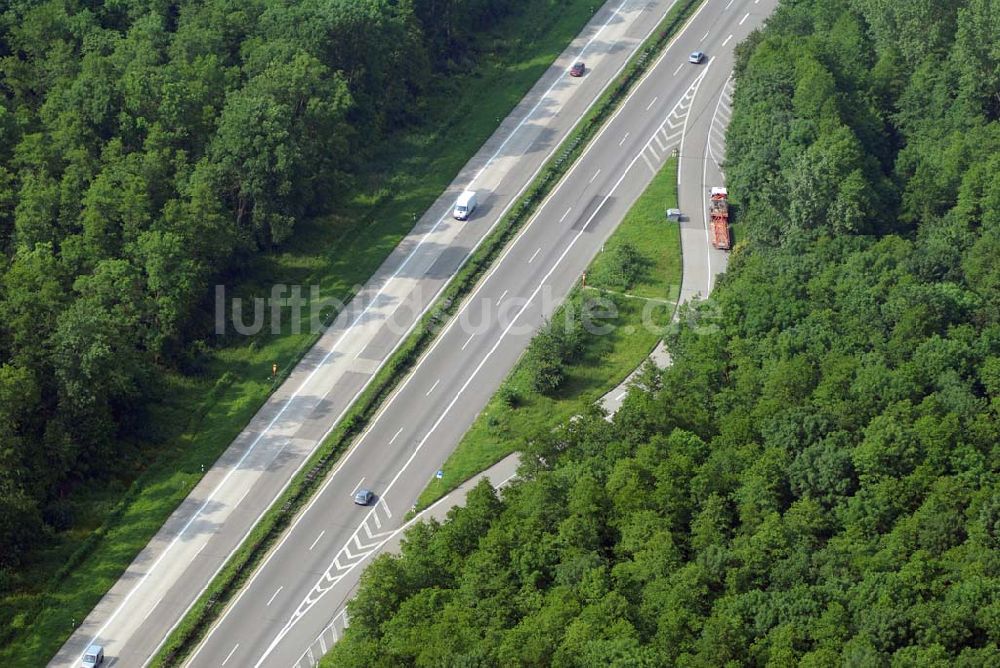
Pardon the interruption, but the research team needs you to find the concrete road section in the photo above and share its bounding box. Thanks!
[51,2,681,666]
[187,1,776,667]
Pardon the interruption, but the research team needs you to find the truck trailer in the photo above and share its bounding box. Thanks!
[709,187,731,250]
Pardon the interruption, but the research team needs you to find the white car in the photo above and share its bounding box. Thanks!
[688,51,705,64]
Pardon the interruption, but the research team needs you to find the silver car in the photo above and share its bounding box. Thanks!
[688,50,705,64]
[353,488,374,505]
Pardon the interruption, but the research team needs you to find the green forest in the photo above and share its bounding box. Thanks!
[326,0,1000,665]
[0,0,531,565]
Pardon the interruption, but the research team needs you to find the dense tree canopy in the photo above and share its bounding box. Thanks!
[326,0,1000,665]
[0,0,526,564]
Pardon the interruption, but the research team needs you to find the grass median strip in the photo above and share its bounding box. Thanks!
[151,0,702,663]
[417,156,681,509]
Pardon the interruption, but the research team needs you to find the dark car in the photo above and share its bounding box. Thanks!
[353,488,374,505]
[569,62,586,77]
[688,51,705,64]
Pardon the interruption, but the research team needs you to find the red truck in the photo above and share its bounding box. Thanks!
[709,187,731,250]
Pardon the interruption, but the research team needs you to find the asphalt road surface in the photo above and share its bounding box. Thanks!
[187,0,777,666]
[51,1,684,667]
[600,32,737,416]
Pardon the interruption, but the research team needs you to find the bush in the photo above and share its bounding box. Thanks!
[525,314,586,395]
[607,241,644,289]
[528,355,566,395]
[498,385,522,409]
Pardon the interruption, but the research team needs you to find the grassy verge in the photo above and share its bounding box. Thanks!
[150,0,702,661]
[417,157,681,509]
[0,2,602,664]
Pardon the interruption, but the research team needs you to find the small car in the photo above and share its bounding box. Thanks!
[353,488,374,505]
[569,62,586,77]
[82,645,104,668]
[688,51,705,64]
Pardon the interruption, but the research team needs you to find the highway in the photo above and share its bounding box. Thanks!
[51,1,682,666]
[188,0,776,666]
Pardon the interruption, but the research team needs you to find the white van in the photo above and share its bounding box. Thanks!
[82,645,104,667]
[453,190,477,220]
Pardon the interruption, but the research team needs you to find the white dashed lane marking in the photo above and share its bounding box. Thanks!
[223,644,239,666]
[309,531,325,551]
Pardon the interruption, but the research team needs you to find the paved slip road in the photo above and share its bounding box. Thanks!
[600,30,737,415]
[52,1,681,667]
[187,1,776,666]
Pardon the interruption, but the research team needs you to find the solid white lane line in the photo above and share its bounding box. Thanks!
[278,166,629,655]
[180,2,701,664]
[740,12,750,25]
[646,96,658,110]
[497,289,509,305]
[722,33,733,46]
[461,334,475,350]
[267,586,283,607]
[701,30,710,42]
[619,132,629,146]
[350,478,365,496]
[308,531,325,551]
[223,644,239,666]
[560,206,572,222]
[699,77,732,295]
[673,63,684,76]
[590,168,601,183]
[725,0,734,8]
[292,494,459,668]
[426,379,440,396]
[529,248,542,264]
[264,52,720,668]
[389,427,404,444]
[109,3,654,660]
